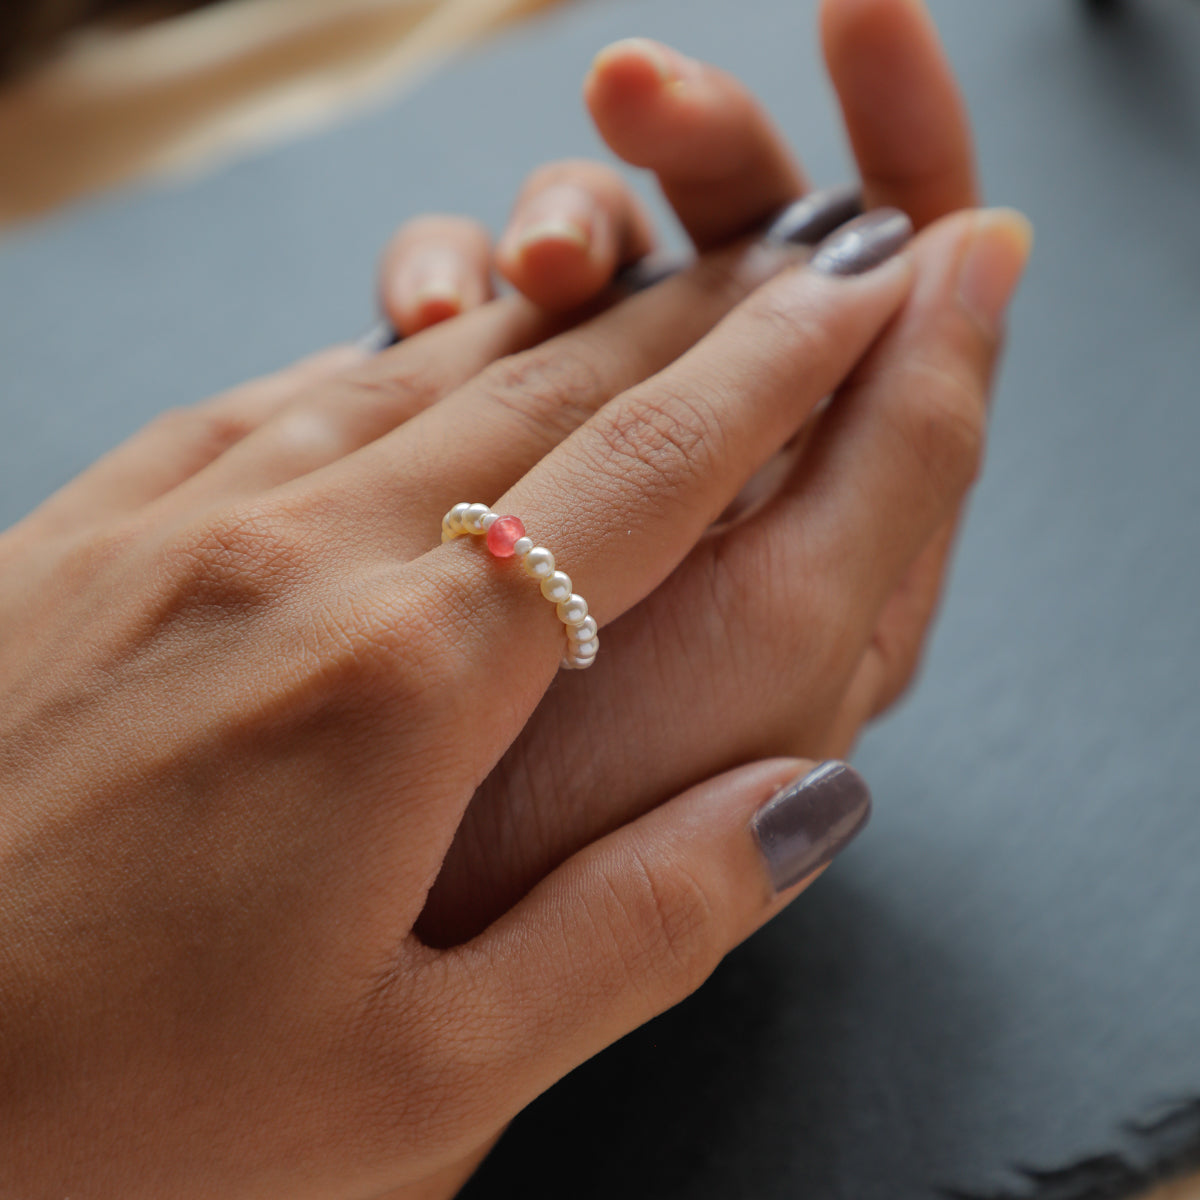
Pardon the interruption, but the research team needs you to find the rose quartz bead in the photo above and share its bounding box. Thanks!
[486,515,526,558]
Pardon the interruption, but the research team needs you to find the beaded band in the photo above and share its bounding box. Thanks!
[441,502,599,671]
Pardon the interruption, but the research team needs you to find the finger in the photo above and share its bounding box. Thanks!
[409,210,913,789]
[487,211,913,624]
[24,345,363,537]
[495,159,656,311]
[282,236,798,555]
[442,759,870,1112]
[822,0,979,227]
[744,209,1032,675]
[584,38,808,249]
[378,215,495,337]
[157,294,570,515]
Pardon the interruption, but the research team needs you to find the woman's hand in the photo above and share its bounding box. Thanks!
[2,211,911,1199]
[0,2,1031,1197]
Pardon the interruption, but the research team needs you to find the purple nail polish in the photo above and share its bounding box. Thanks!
[751,761,872,893]
[809,209,914,277]
[763,185,863,247]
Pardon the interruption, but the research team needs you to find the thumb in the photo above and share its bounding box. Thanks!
[458,758,871,1110]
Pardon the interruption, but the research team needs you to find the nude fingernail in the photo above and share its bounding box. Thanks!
[809,209,914,277]
[764,184,864,247]
[751,762,872,894]
[957,208,1034,334]
[506,185,594,258]
[592,37,679,84]
[394,252,464,323]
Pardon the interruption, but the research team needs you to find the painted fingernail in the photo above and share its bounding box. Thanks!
[751,761,872,893]
[957,208,1034,334]
[764,185,864,248]
[809,208,914,277]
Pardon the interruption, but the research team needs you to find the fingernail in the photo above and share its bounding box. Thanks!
[391,252,464,326]
[764,184,863,248]
[751,761,872,893]
[505,185,594,259]
[514,219,591,255]
[591,37,678,85]
[356,319,400,353]
[809,208,914,277]
[957,208,1034,334]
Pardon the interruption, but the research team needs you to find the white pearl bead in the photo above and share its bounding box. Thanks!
[513,537,534,558]
[448,502,471,532]
[523,547,555,579]
[566,616,598,642]
[556,594,588,626]
[572,638,599,659]
[541,571,572,604]
[480,512,500,531]
[441,528,457,544]
[569,653,596,670]
[464,503,490,533]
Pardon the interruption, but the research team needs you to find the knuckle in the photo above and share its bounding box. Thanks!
[610,848,722,1004]
[318,568,472,712]
[474,342,608,445]
[153,405,255,456]
[159,502,314,614]
[338,356,443,425]
[587,383,723,507]
[892,357,988,498]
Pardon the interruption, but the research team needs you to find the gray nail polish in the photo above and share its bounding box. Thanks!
[763,184,863,247]
[357,319,401,354]
[751,761,872,893]
[809,208,914,277]
[615,254,690,294]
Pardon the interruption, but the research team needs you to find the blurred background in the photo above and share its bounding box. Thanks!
[1,3,1199,1199]
[0,0,564,227]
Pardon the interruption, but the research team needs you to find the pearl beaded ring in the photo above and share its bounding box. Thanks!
[441,503,599,671]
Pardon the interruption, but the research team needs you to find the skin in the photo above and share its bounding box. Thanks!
[0,2,1031,1197]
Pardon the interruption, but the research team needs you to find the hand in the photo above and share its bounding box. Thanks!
[2,188,909,1199]
[0,3,1031,1198]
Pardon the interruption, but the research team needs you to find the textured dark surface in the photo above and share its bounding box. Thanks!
[2,1,1199,1197]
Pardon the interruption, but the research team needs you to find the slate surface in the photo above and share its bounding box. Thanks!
[2,1,1199,1196]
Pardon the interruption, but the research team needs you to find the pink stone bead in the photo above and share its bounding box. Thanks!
[486,515,526,558]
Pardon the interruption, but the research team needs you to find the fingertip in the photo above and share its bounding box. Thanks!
[822,0,977,224]
[822,0,936,50]
[585,38,698,166]
[587,36,679,98]
[400,288,465,336]
[499,228,609,311]
[956,208,1034,334]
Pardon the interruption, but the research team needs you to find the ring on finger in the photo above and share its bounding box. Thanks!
[442,502,600,670]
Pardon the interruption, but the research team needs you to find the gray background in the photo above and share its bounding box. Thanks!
[2,1,1199,1196]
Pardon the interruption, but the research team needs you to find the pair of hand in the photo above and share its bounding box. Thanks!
[0,2,1030,1197]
